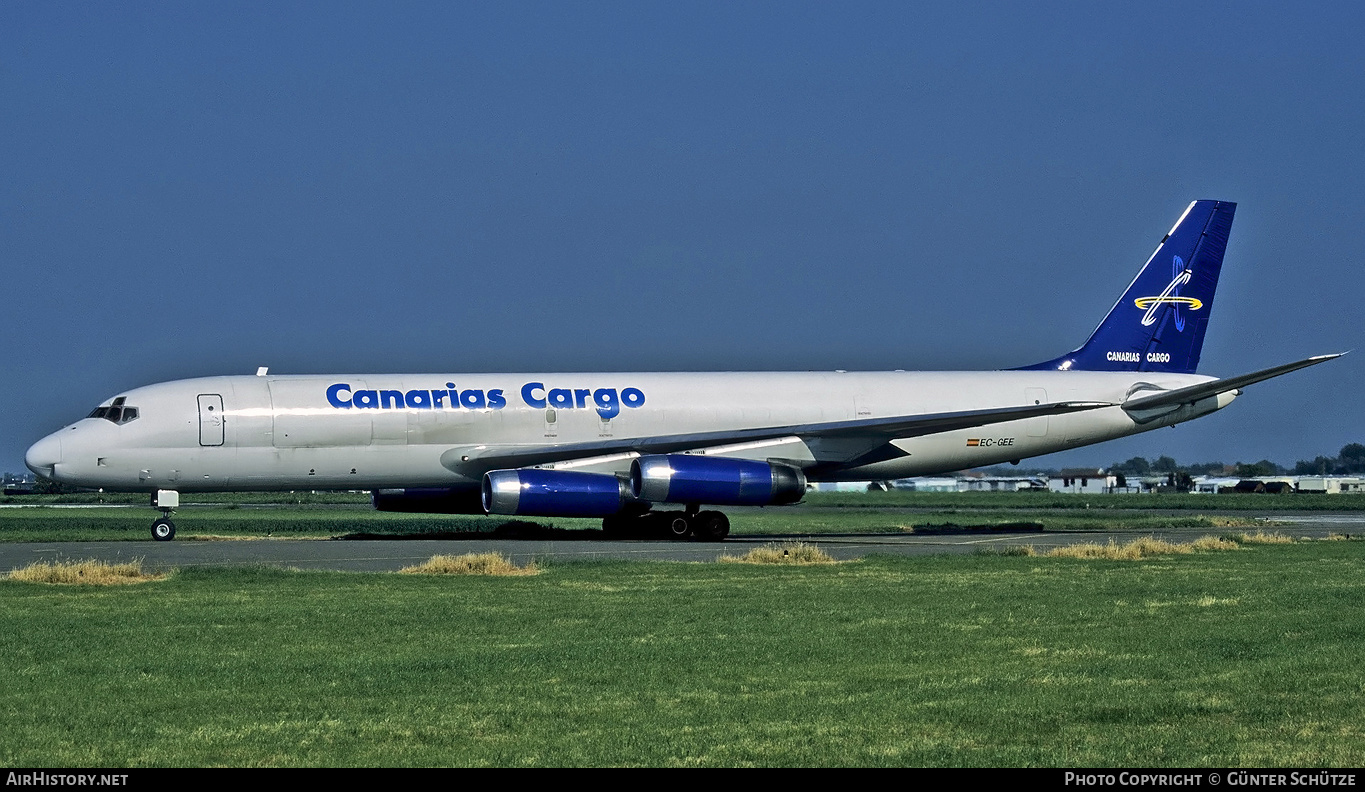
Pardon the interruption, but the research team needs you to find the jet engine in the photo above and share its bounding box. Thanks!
[630,454,806,506]
[482,469,634,517]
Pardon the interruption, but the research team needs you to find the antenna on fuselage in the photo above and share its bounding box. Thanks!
[256,367,269,377]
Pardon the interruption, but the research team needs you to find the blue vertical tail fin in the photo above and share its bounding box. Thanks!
[1016,200,1236,374]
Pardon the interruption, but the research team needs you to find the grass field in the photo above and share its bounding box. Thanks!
[0,491,1288,540]
[0,501,1273,542]
[2,540,1362,766]
[0,488,1357,543]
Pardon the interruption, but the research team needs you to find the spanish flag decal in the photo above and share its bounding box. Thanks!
[966,439,980,446]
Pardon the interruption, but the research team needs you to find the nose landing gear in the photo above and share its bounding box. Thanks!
[151,489,179,541]
[151,517,176,541]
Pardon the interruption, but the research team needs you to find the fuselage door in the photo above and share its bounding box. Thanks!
[198,394,225,447]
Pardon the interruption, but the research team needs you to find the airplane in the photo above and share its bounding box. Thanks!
[24,200,1341,541]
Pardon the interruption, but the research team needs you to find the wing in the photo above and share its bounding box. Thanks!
[440,399,1113,474]
[1122,353,1343,412]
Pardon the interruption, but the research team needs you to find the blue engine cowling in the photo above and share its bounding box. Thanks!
[482,469,632,517]
[630,455,807,506]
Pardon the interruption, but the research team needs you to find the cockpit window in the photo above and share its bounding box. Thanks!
[87,401,139,425]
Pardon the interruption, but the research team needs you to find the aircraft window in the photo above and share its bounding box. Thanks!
[87,405,140,425]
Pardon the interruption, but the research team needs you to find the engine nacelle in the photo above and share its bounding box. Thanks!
[482,469,633,517]
[372,487,484,514]
[630,455,807,506]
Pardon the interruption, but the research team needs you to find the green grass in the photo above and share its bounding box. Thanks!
[1,541,1362,766]
[0,503,1269,542]
[729,508,1261,535]
[0,488,1354,543]
[0,506,515,542]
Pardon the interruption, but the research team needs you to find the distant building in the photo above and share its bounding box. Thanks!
[815,473,1365,496]
[892,477,961,492]
[1191,476,1241,494]
[960,476,1046,492]
[813,481,879,493]
[1295,476,1365,494]
[1229,476,1297,494]
[889,476,1045,492]
[1048,469,1119,494]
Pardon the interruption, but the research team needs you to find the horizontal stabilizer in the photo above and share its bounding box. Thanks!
[443,400,1113,474]
[1122,353,1344,411]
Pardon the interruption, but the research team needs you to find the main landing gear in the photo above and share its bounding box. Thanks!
[150,489,179,541]
[601,507,730,542]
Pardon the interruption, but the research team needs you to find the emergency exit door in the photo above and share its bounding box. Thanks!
[198,394,225,446]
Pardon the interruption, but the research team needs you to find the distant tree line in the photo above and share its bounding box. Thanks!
[1292,443,1365,476]
[1106,443,1365,479]
[1107,456,1283,478]
[973,443,1363,480]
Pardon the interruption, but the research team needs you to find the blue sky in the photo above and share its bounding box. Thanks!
[3,2,1361,475]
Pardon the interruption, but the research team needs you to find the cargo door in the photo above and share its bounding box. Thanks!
[1024,387,1048,437]
[269,380,373,448]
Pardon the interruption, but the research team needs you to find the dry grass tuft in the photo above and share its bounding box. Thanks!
[7,559,165,585]
[718,541,841,565]
[1047,537,1180,560]
[398,552,539,576]
[1225,530,1295,545]
[1045,535,1241,560]
[1187,535,1241,551]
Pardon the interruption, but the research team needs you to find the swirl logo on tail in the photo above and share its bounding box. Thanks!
[1134,255,1202,329]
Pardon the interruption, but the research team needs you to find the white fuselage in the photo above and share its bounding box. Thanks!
[28,369,1232,493]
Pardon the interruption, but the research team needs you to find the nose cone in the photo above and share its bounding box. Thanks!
[25,434,63,479]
